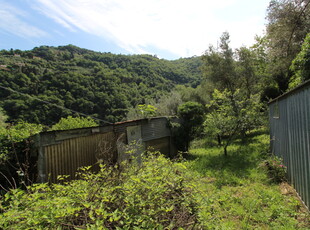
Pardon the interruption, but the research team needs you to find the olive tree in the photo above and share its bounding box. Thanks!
[204,89,263,156]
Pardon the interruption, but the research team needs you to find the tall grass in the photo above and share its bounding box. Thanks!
[187,131,310,229]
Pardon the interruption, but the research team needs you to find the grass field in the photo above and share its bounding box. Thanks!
[187,131,310,229]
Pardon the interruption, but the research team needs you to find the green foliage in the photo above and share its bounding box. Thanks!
[154,90,183,116]
[0,107,7,128]
[0,46,202,125]
[204,89,264,155]
[188,132,309,229]
[202,32,237,92]
[126,104,158,120]
[289,33,310,89]
[175,84,211,105]
[0,121,42,166]
[236,46,260,97]
[0,121,42,143]
[0,153,200,229]
[49,116,98,131]
[202,32,268,102]
[265,0,310,92]
[0,131,308,229]
[174,102,204,151]
[263,156,287,183]
[137,104,157,118]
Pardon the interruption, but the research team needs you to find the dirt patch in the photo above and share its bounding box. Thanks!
[279,182,296,195]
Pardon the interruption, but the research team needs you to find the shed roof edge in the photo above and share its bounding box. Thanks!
[268,79,310,105]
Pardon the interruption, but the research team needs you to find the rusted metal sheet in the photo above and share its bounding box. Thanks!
[269,81,310,209]
[43,132,115,183]
[33,117,178,184]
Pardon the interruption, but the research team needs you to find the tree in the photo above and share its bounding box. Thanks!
[155,91,183,116]
[204,89,263,156]
[175,102,204,152]
[202,32,237,93]
[236,47,259,98]
[265,0,310,92]
[0,45,203,125]
[251,36,281,101]
[289,33,310,89]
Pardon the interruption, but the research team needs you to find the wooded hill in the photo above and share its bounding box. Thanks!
[0,45,202,125]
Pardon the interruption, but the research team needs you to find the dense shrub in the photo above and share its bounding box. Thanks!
[263,156,287,183]
[0,121,42,164]
[0,153,201,229]
[0,122,43,189]
[172,101,204,152]
[49,116,98,131]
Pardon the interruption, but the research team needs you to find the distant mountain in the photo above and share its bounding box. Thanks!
[0,45,203,124]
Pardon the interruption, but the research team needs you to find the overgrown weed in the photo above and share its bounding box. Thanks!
[0,152,201,229]
[0,131,309,229]
[188,132,309,229]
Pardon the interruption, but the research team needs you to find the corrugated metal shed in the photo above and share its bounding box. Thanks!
[269,80,310,209]
[35,127,116,183]
[33,117,177,183]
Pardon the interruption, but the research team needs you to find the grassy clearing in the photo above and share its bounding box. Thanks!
[187,131,310,229]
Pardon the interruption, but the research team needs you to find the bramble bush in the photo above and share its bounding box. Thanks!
[0,152,201,229]
[263,156,287,183]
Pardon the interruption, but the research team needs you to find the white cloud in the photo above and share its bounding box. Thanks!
[0,1,48,38]
[30,0,269,57]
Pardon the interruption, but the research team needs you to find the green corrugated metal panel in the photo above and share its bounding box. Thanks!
[269,83,310,209]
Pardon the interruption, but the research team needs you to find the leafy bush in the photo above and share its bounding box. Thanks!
[0,153,201,229]
[49,116,98,131]
[0,121,43,163]
[173,101,204,151]
[263,156,287,183]
[0,122,43,190]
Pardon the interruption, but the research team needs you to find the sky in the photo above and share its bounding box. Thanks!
[0,0,270,60]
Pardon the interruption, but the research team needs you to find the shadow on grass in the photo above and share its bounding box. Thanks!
[188,134,269,188]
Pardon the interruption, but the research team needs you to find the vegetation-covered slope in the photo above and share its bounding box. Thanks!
[0,45,202,125]
[1,132,309,229]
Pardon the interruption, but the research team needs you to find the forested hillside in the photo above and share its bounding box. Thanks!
[0,45,202,125]
[0,0,309,128]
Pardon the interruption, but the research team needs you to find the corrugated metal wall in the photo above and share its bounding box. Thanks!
[34,117,177,183]
[269,82,310,209]
[43,132,116,183]
[142,118,171,142]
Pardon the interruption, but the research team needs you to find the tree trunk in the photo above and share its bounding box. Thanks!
[217,134,222,146]
[223,145,228,156]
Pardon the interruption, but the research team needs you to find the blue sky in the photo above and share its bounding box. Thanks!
[0,0,270,60]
